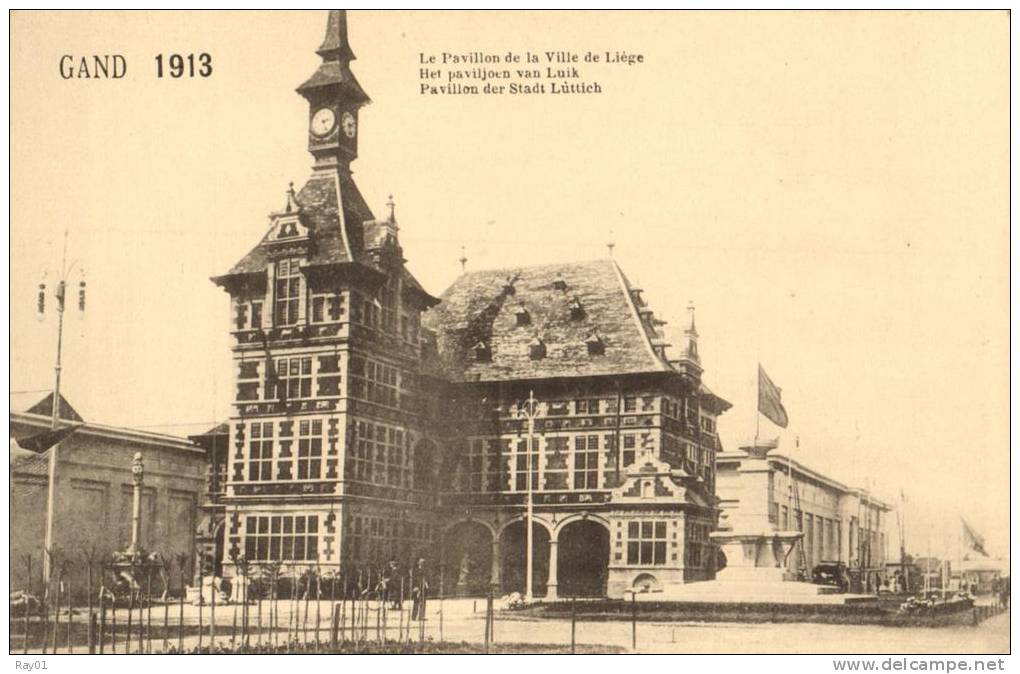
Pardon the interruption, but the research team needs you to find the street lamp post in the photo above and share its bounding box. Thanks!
[39,230,86,585]
[128,453,144,555]
[515,391,540,602]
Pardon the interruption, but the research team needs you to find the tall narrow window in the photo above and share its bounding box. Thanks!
[274,258,302,326]
[572,434,600,489]
[514,439,538,491]
[467,439,485,492]
[250,301,263,330]
[248,422,274,481]
[297,419,323,480]
[622,434,637,467]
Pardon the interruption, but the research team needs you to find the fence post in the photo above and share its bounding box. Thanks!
[483,587,491,654]
[128,581,137,654]
[146,568,154,653]
[631,591,637,651]
[65,576,73,653]
[52,575,60,654]
[23,555,31,655]
[331,603,339,649]
[86,559,94,654]
[197,572,204,651]
[163,585,170,653]
[110,601,117,654]
[231,587,239,647]
[89,613,98,654]
[490,588,496,644]
[316,574,323,649]
[98,587,106,654]
[571,597,576,654]
[210,572,216,650]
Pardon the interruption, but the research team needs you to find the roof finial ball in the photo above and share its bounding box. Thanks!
[607,228,616,258]
[459,246,468,272]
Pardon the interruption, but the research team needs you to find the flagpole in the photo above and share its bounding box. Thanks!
[788,438,795,527]
[754,360,760,444]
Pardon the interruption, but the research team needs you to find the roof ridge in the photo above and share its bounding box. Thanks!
[608,259,668,372]
[454,257,616,278]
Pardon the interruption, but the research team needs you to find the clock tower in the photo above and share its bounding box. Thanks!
[212,11,441,584]
[297,9,370,169]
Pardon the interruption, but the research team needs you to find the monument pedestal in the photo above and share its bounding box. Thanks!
[650,441,857,604]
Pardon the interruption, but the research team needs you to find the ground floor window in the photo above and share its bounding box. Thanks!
[685,521,711,568]
[626,520,667,565]
[244,514,319,562]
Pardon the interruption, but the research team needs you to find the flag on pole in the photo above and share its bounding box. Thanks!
[15,423,82,452]
[758,364,789,428]
[960,517,988,557]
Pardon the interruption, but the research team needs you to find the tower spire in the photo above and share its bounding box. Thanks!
[459,246,468,272]
[317,10,357,62]
[683,300,700,364]
[298,10,369,103]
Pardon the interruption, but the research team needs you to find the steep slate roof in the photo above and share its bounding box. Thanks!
[225,171,374,276]
[9,391,83,422]
[422,259,670,383]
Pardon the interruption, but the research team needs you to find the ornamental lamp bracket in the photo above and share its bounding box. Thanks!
[131,452,144,485]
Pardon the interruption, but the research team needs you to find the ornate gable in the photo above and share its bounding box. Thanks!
[262,184,311,259]
[611,449,691,504]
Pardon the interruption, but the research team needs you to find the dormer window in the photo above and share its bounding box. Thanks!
[586,332,605,356]
[277,219,301,238]
[553,275,568,292]
[570,297,586,321]
[473,341,491,362]
[528,338,546,360]
[515,306,531,327]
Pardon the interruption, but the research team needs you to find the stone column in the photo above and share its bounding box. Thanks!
[546,539,559,600]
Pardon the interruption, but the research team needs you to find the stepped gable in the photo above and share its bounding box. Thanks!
[423,259,670,382]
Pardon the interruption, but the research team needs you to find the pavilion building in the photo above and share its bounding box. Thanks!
[209,10,730,599]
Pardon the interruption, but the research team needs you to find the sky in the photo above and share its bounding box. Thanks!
[9,11,1009,560]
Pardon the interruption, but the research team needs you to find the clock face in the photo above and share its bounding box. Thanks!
[310,108,336,137]
[341,111,357,139]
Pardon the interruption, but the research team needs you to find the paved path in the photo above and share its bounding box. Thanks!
[13,597,1009,654]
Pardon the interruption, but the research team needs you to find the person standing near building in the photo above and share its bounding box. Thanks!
[411,558,428,620]
[382,559,401,609]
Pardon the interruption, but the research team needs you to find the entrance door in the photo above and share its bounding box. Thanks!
[499,521,549,596]
[557,520,609,597]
